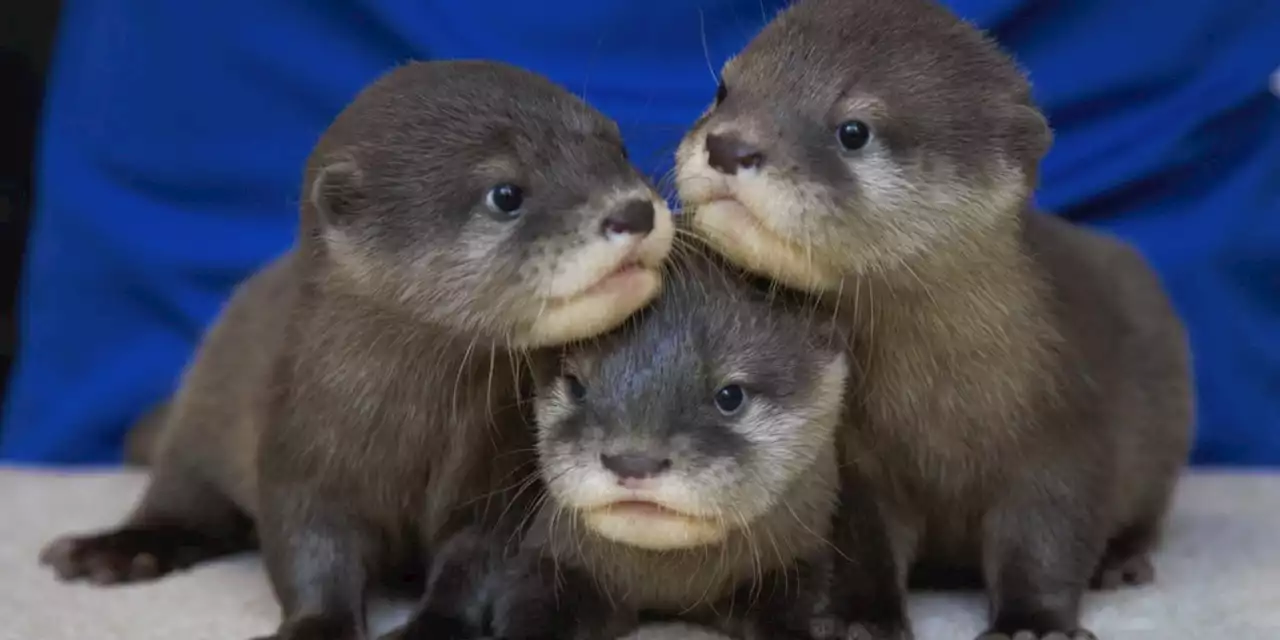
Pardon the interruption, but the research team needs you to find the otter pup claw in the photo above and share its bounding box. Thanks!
[977,631,1098,640]
[808,616,845,640]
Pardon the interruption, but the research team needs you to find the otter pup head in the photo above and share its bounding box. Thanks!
[533,251,848,551]
[675,0,1051,292]
[306,60,674,347]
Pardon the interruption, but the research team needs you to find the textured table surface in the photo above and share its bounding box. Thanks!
[2,467,1278,640]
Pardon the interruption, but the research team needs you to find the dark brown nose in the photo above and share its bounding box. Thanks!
[705,132,764,174]
[600,199,655,237]
[600,452,672,479]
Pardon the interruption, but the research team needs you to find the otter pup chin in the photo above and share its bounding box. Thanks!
[38,59,675,640]
[395,245,852,640]
[674,1,1195,640]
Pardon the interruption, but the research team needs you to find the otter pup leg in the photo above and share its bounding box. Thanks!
[978,473,1105,640]
[255,488,376,640]
[488,556,618,640]
[727,558,839,640]
[382,526,493,640]
[395,537,623,640]
[39,464,254,585]
[817,477,915,640]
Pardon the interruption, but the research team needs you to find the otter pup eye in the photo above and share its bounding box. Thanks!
[836,120,871,151]
[564,375,587,401]
[715,80,728,105]
[485,184,524,219]
[714,384,746,415]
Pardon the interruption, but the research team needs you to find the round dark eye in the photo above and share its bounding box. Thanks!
[714,384,746,415]
[486,184,524,219]
[836,120,871,151]
[565,375,587,401]
[715,80,728,105]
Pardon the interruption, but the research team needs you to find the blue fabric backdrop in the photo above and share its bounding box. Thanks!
[3,0,1278,465]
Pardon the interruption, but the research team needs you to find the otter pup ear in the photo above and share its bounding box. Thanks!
[1008,104,1054,168]
[310,151,365,227]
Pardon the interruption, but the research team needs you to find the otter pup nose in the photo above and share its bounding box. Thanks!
[600,452,672,479]
[705,132,764,174]
[601,199,656,237]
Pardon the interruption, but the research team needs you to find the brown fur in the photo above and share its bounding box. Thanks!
[122,400,169,467]
[38,60,675,640]
[397,245,852,640]
[674,1,1195,639]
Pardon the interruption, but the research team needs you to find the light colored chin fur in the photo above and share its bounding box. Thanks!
[692,199,842,293]
[521,268,663,347]
[582,508,729,550]
[517,198,675,347]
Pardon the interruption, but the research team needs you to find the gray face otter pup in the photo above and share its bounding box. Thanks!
[675,1,1195,639]
[407,246,850,640]
[38,60,675,640]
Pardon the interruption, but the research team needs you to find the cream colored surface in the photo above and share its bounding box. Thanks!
[2,468,1278,640]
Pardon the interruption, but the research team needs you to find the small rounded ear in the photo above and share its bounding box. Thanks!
[1008,103,1054,167]
[309,151,364,228]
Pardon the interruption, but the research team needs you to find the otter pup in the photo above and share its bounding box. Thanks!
[398,247,851,640]
[38,60,675,640]
[674,1,1195,639]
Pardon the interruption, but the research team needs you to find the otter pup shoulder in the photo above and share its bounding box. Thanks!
[675,1,1194,639]
[405,246,850,640]
[39,60,675,640]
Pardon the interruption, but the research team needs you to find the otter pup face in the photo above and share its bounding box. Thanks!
[309,61,674,347]
[534,258,848,551]
[675,0,1052,292]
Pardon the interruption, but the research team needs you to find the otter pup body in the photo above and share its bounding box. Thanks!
[675,1,1194,639]
[39,60,675,640]
[408,248,850,640]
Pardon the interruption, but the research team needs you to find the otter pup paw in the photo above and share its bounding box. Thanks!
[976,630,1098,640]
[251,613,359,640]
[39,525,235,584]
[380,612,474,640]
[810,617,912,640]
[1090,552,1154,590]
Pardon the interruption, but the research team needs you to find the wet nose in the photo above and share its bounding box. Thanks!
[705,132,764,174]
[600,199,656,237]
[600,452,672,480]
